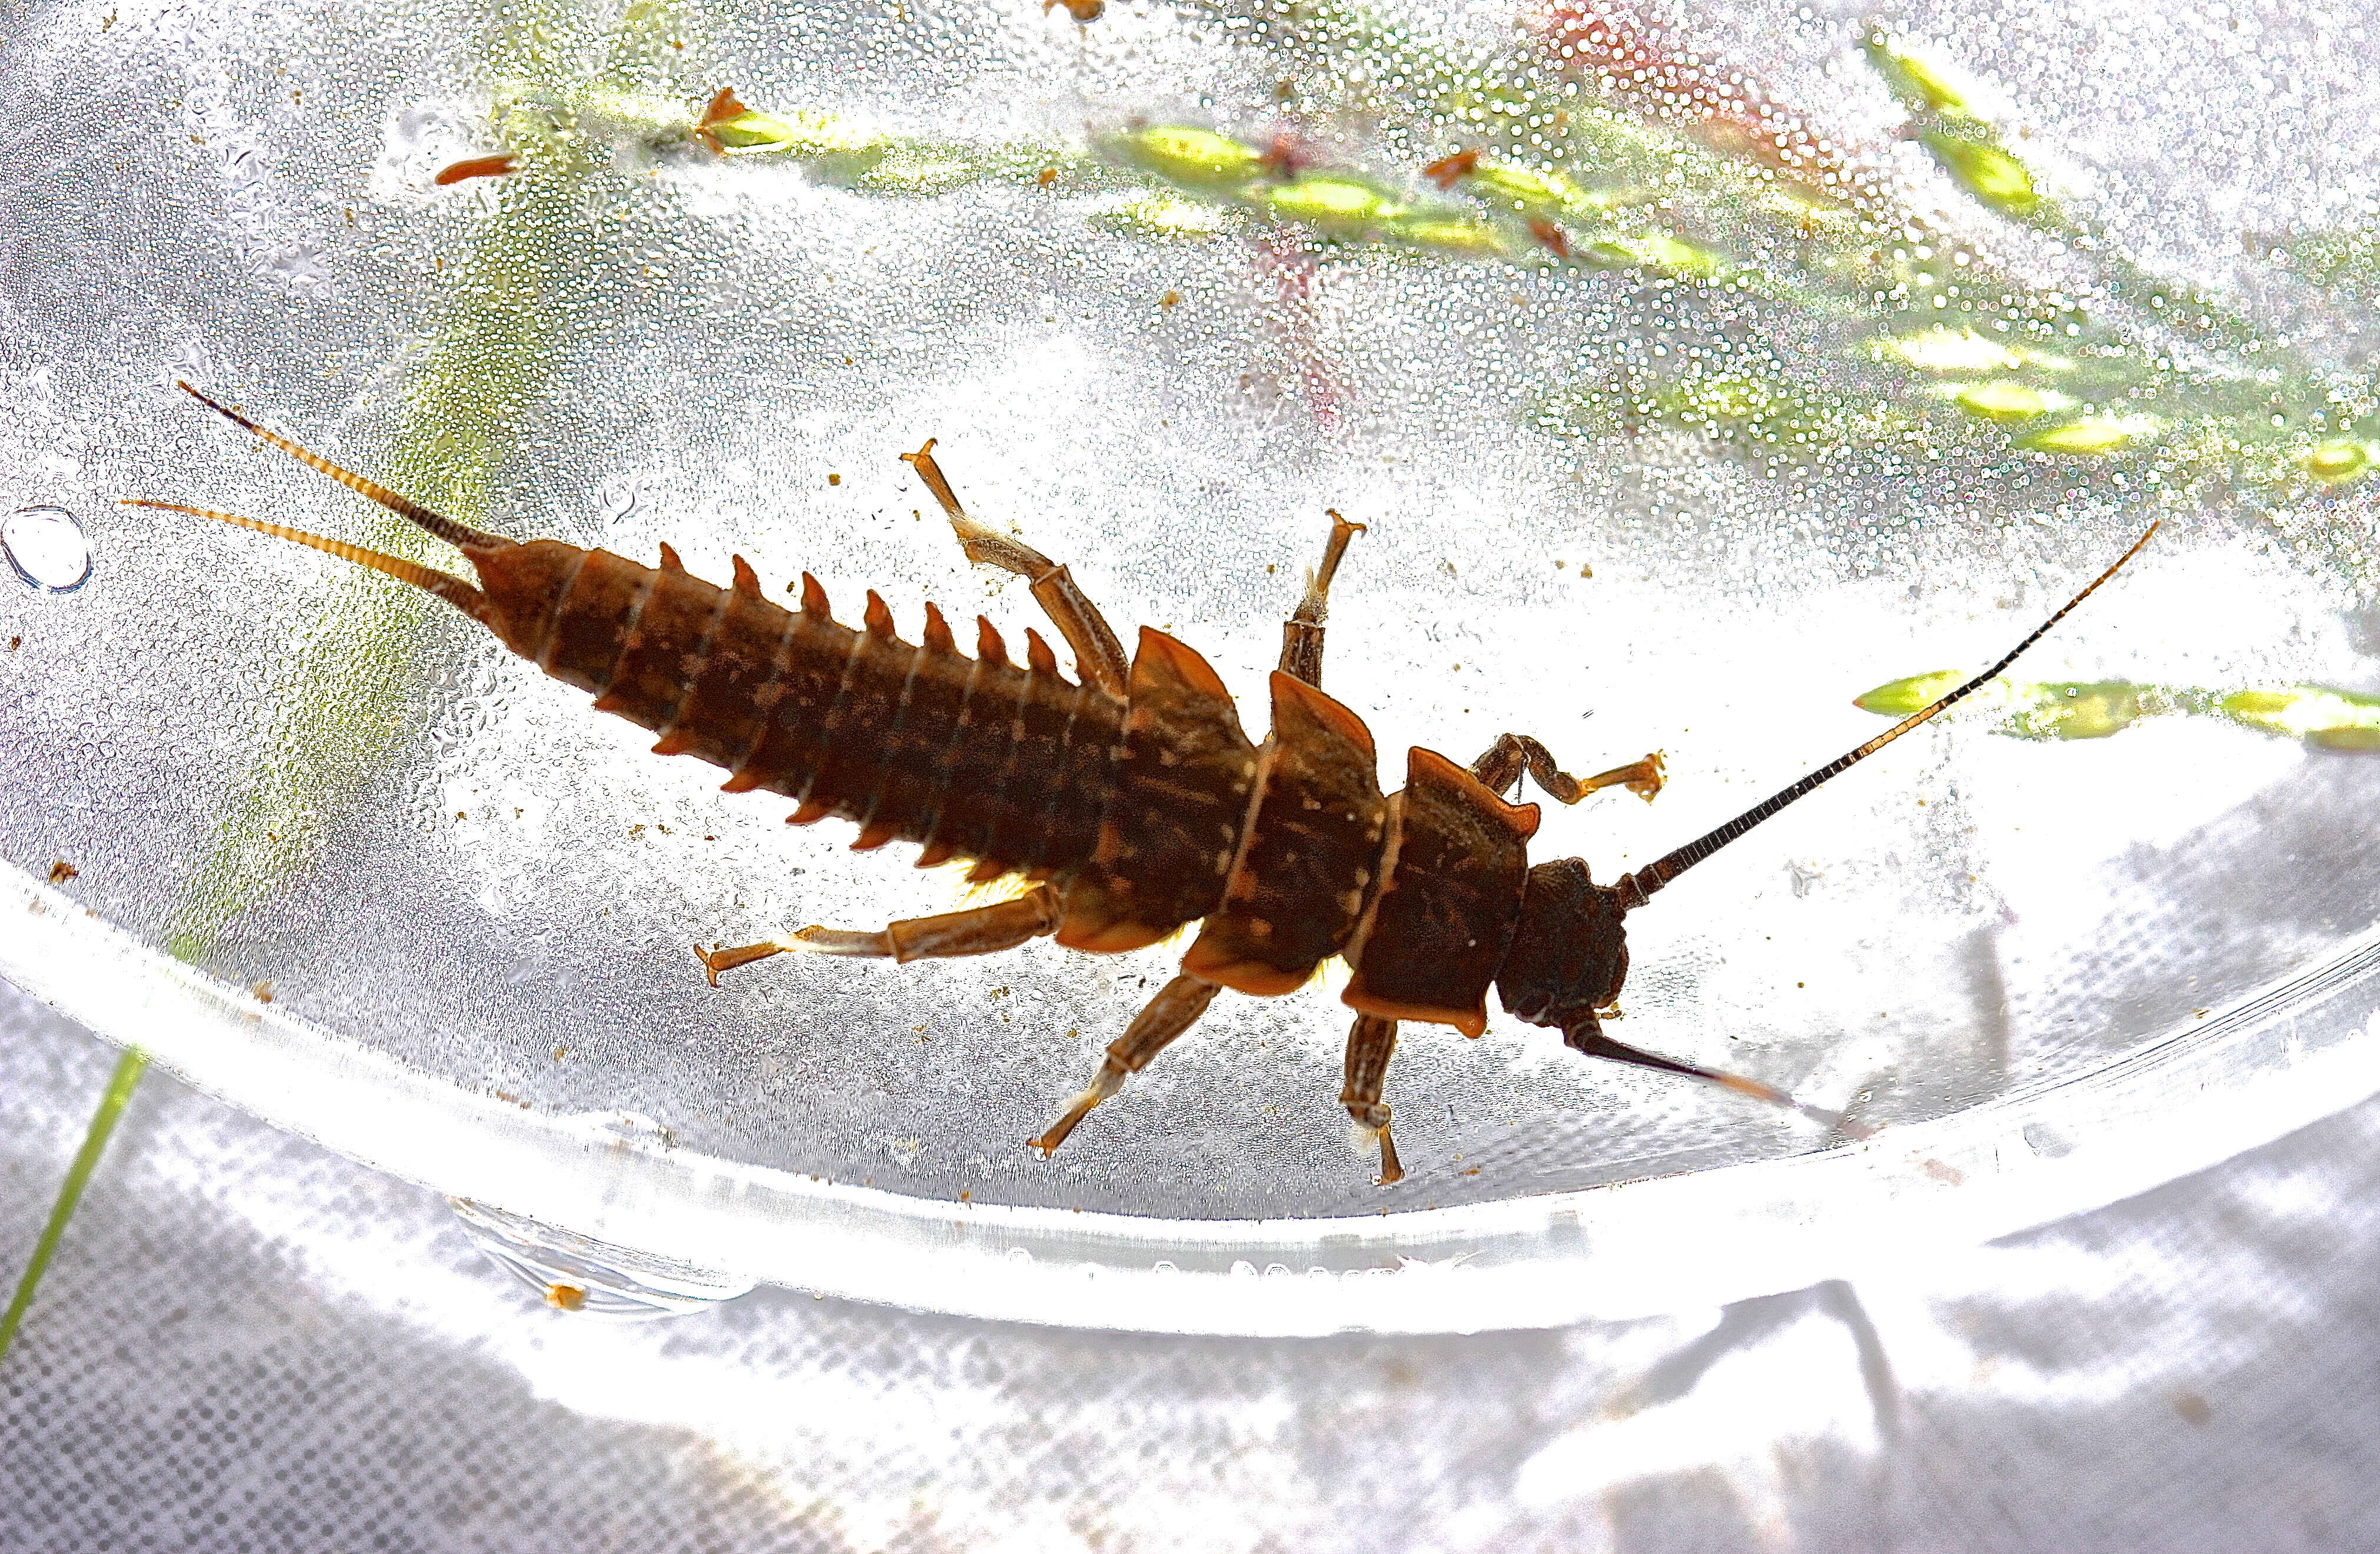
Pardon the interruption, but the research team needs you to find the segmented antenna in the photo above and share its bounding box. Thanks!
[1615,521,2161,909]
[173,382,512,554]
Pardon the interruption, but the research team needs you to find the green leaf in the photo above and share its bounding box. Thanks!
[2017,415,2160,454]
[2303,439,2372,482]
[1853,670,1968,715]
[1921,131,2040,216]
[2006,681,2145,741]
[1111,125,1267,190]
[1952,381,2074,421]
[1865,39,1975,116]
[1262,175,1407,230]
[2220,686,2380,744]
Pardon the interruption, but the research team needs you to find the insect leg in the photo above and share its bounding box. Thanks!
[901,439,1130,698]
[1277,510,1367,687]
[1469,734,1664,805]
[1029,973,1220,1156]
[696,884,1061,985]
[1340,1013,1405,1185]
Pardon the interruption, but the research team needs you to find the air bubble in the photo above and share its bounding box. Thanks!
[3,505,92,593]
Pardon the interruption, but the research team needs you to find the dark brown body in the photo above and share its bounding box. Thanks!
[478,536,1541,1039]
[151,380,2149,1181]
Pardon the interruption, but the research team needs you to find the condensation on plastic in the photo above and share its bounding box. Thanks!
[3,0,2379,1333]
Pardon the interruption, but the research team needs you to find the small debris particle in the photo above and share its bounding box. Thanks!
[47,860,77,884]
[552,1045,568,1060]
[543,1283,587,1311]
[1160,290,1182,309]
[958,1190,972,1202]
[8,636,19,650]
[252,980,274,1004]
[455,810,466,820]
[435,153,517,186]
[1036,167,1058,187]
[827,473,842,486]
[628,823,646,837]
[2172,1391,2213,1429]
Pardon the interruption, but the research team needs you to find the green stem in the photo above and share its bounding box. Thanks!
[0,1048,148,1370]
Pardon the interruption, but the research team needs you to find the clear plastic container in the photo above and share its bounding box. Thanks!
[5,0,2377,1333]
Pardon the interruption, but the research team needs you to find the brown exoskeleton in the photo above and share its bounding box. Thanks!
[134,383,2156,1183]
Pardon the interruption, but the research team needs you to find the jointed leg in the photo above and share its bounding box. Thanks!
[1340,1013,1405,1185]
[902,439,1130,698]
[1471,733,1664,805]
[1277,509,1367,688]
[1030,973,1220,1155]
[697,883,1061,985]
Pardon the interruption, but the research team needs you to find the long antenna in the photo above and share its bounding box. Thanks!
[1615,521,2160,909]
[173,382,513,554]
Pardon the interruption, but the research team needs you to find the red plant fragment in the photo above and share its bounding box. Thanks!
[433,154,516,186]
[696,86,748,154]
[1422,147,1481,190]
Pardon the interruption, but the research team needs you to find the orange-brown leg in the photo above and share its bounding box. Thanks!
[1028,973,1220,1156]
[1340,1013,1405,1185]
[1470,734,1664,805]
[902,439,1130,698]
[697,884,1061,985]
[1277,510,1366,688]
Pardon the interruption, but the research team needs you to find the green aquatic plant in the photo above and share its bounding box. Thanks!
[0,1049,146,1371]
[1857,671,2380,751]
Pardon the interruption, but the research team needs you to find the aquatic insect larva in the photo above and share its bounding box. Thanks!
[134,383,2155,1183]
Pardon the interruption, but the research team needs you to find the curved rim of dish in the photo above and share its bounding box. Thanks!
[8,861,2376,1336]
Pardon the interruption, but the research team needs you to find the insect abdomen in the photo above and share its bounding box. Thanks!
[1057,628,1260,952]
[478,541,1125,876]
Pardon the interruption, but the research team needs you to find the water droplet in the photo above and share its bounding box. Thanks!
[4,506,92,593]
[448,1198,754,1318]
